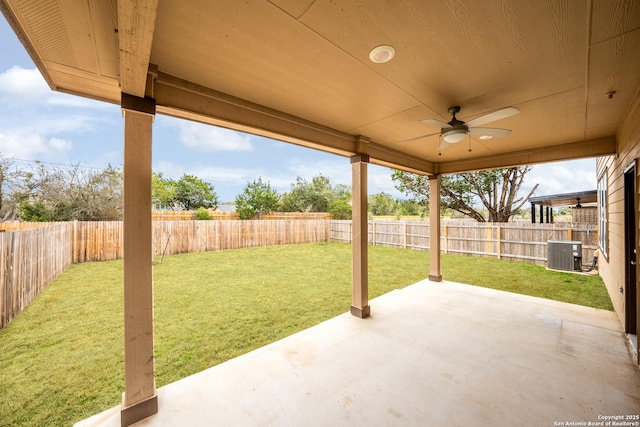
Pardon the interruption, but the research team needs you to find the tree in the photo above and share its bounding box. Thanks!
[369,192,397,216]
[328,198,352,220]
[392,167,538,222]
[235,177,280,219]
[173,174,218,211]
[152,172,177,210]
[281,175,353,219]
[0,156,25,221]
[17,163,123,221]
[395,199,423,216]
[281,175,335,212]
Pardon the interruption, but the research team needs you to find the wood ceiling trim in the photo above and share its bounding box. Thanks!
[118,0,158,97]
[45,61,120,103]
[437,136,617,174]
[154,71,357,157]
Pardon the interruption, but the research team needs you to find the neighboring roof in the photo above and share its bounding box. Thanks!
[2,1,635,175]
[529,190,597,207]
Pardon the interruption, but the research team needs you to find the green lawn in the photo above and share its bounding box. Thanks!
[0,242,612,426]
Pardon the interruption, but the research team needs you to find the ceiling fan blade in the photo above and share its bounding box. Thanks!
[421,118,452,128]
[399,132,440,143]
[469,127,512,138]
[439,139,451,150]
[466,107,520,127]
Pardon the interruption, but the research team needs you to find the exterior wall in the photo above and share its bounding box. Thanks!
[596,92,640,329]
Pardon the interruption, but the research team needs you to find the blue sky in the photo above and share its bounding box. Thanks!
[0,16,596,203]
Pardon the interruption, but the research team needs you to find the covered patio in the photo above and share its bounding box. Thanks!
[2,0,639,425]
[76,280,640,426]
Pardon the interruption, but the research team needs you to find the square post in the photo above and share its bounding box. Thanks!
[539,204,544,223]
[121,93,158,426]
[351,154,370,318]
[429,175,442,282]
[531,203,536,223]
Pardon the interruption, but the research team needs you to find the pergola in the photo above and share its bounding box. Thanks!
[529,190,598,223]
[1,1,637,425]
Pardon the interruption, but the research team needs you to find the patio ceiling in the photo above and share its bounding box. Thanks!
[1,0,638,175]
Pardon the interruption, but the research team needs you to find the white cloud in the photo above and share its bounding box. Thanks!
[286,157,350,184]
[0,66,49,100]
[369,165,404,197]
[0,131,72,158]
[175,121,253,152]
[154,161,259,184]
[49,137,73,151]
[524,159,596,197]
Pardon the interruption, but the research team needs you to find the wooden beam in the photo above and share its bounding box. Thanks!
[437,136,617,174]
[118,0,158,97]
[351,154,370,318]
[429,175,442,282]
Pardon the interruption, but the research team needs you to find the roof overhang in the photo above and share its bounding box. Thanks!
[2,0,638,175]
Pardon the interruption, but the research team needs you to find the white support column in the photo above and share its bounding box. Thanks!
[351,154,370,318]
[429,175,442,282]
[120,93,158,426]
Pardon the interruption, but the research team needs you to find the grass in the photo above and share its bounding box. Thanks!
[0,242,612,426]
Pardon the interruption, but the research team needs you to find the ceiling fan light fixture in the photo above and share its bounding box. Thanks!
[479,135,493,140]
[442,129,467,143]
[369,45,395,63]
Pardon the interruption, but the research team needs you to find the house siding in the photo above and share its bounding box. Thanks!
[596,91,640,331]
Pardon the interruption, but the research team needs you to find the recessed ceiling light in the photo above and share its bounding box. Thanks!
[369,45,395,63]
[479,135,493,140]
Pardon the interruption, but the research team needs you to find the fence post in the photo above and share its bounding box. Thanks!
[443,225,449,254]
[485,227,493,258]
[403,222,407,249]
[497,226,502,260]
[73,220,78,264]
[372,221,376,245]
[567,227,573,241]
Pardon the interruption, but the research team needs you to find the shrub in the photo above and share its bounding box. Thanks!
[195,207,212,220]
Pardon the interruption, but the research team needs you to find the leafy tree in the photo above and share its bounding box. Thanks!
[395,199,423,216]
[152,172,177,210]
[235,177,280,219]
[281,175,331,212]
[369,192,397,216]
[328,198,352,220]
[18,200,49,222]
[281,174,352,216]
[173,174,218,211]
[392,167,538,222]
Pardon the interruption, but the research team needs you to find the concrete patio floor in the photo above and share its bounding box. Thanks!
[76,280,640,427]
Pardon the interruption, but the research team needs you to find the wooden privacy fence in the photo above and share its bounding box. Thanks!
[73,220,331,262]
[1,223,73,328]
[330,220,598,266]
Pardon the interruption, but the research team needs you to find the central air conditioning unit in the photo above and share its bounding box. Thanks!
[547,241,582,272]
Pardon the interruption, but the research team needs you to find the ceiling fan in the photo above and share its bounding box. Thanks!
[405,106,520,151]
